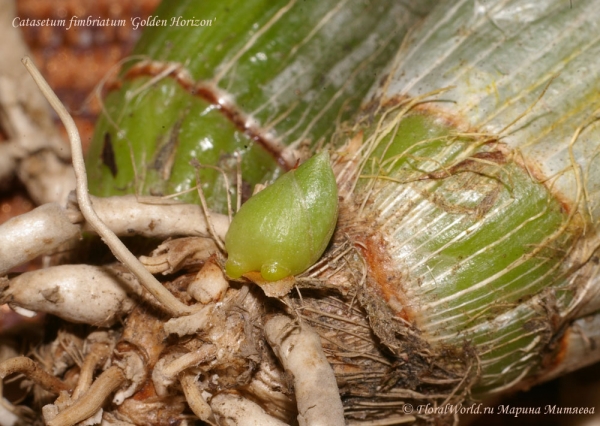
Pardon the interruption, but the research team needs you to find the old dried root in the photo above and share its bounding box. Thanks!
[0,356,69,395]
[45,366,126,426]
[71,333,115,401]
[0,357,69,426]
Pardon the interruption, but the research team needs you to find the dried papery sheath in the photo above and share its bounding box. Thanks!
[187,260,229,303]
[225,152,338,282]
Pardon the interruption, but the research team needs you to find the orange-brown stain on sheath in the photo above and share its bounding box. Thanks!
[359,233,414,323]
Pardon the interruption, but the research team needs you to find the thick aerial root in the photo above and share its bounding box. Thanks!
[264,315,345,426]
[160,345,217,379]
[0,203,79,275]
[69,194,229,241]
[180,372,216,424]
[0,401,18,426]
[100,413,136,426]
[0,265,135,326]
[0,195,228,276]
[211,393,289,426]
[46,366,126,426]
[163,305,215,337]
[152,344,217,396]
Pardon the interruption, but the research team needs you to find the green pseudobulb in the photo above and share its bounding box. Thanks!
[225,152,338,282]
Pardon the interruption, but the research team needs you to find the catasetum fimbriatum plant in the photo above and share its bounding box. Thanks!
[1,0,600,425]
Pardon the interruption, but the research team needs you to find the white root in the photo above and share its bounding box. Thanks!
[188,260,230,304]
[180,373,216,424]
[0,265,135,326]
[161,345,217,378]
[69,194,229,240]
[100,413,136,426]
[211,393,289,426]
[0,203,80,275]
[264,315,345,426]
[0,402,18,426]
[152,345,216,396]
[163,304,215,337]
[22,57,200,317]
[0,195,228,275]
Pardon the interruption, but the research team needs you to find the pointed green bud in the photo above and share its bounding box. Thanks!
[225,152,338,282]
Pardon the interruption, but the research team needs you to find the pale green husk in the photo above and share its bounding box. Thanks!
[322,0,600,408]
